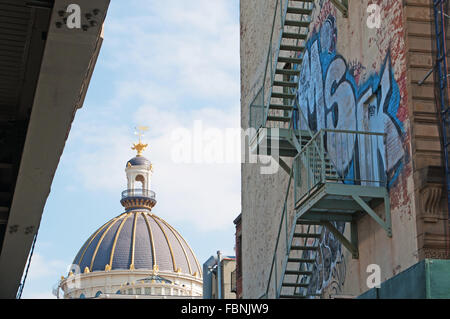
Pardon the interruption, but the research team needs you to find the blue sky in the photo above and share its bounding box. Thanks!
[21,0,240,298]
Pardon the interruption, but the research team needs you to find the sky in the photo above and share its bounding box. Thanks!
[21,0,241,299]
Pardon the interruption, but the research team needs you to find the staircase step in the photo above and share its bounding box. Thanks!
[275,69,300,76]
[297,220,323,225]
[280,44,306,52]
[286,7,313,15]
[278,56,303,64]
[293,233,322,238]
[282,32,308,40]
[282,282,309,288]
[273,80,298,88]
[269,103,294,111]
[284,20,311,28]
[285,270,313,276]
[267,116,291,123]
[291,245,319,251]
[287,258,316,263]
[271,92,296,99]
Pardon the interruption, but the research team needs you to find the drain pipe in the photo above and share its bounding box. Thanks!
[217,250,222,299]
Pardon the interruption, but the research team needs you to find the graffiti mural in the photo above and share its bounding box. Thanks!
[296,15,405,188]
[294,12,407,296]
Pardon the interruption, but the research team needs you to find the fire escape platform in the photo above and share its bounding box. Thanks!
[249,128,309,158]
[296,183,389,222]
[295,182,391,259]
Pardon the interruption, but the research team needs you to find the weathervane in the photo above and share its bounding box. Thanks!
[132,126,149,156]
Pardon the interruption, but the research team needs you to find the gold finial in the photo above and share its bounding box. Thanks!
[132,126,149,156]
[105,264,111,272]
[84,267,90,274]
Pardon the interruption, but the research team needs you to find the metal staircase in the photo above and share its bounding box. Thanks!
[249,0,315,163]
[249,1,392,299]
[433,0,450,219]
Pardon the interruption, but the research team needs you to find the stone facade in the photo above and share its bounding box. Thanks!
[240,0,449,298]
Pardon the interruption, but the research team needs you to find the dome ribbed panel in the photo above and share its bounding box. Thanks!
[148,215,174,272]
[178,230,202,275]
[156,217,191,274]
[111,214,133,270]
[72,211,201,276]
[134,213,154,269]
[76,220,114,271]
[90,217,122,271]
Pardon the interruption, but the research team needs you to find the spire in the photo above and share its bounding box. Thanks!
[132,126,149,157]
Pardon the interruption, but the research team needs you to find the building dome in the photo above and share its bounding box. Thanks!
[126,156,151,168]
[72,210,202,276]
[59,132,203,299]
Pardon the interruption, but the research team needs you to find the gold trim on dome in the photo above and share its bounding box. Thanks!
[157,216,192,275]
[129,263,135,270]
[105,264,111,272]
[108,213,131,268]
[130,212,139,269]
[150,214,177,272]
[84,267,90,274]
[90,216,122,271]
[77,217,117,265]
[158,215,202,276]
[152,264,159,275]
[142,212,157,268]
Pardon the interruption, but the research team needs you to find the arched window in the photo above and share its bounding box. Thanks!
[135,174,145,189]
[95,291,102,298]
[79,293,85,299]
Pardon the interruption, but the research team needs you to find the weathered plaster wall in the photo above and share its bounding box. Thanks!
[240,0,295,298]
[240,0,433,298]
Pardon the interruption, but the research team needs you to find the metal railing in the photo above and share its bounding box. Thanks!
[249,87,265,132]
[294,129,387,204]
[121,189,156,200]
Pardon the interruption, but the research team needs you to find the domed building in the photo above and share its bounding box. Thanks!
[58,138,203,298]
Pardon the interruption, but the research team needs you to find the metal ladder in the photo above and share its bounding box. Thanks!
[264,0,314,129]
[260,0,349,299]
[433,0,450,219]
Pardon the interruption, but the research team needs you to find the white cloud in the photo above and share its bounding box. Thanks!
[25,253,67,281]
[102,0,240,101]
[71,103,241,231]
[67,0,241,231]
[20,253,68,299]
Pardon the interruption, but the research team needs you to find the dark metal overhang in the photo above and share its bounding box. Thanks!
[0,0,110,298]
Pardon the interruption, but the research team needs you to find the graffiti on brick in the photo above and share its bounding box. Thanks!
[296,15,405,188]
[294,13,405,296]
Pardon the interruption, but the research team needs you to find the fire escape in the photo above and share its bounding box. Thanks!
[433,0,450,219]
[248,0,391,299]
